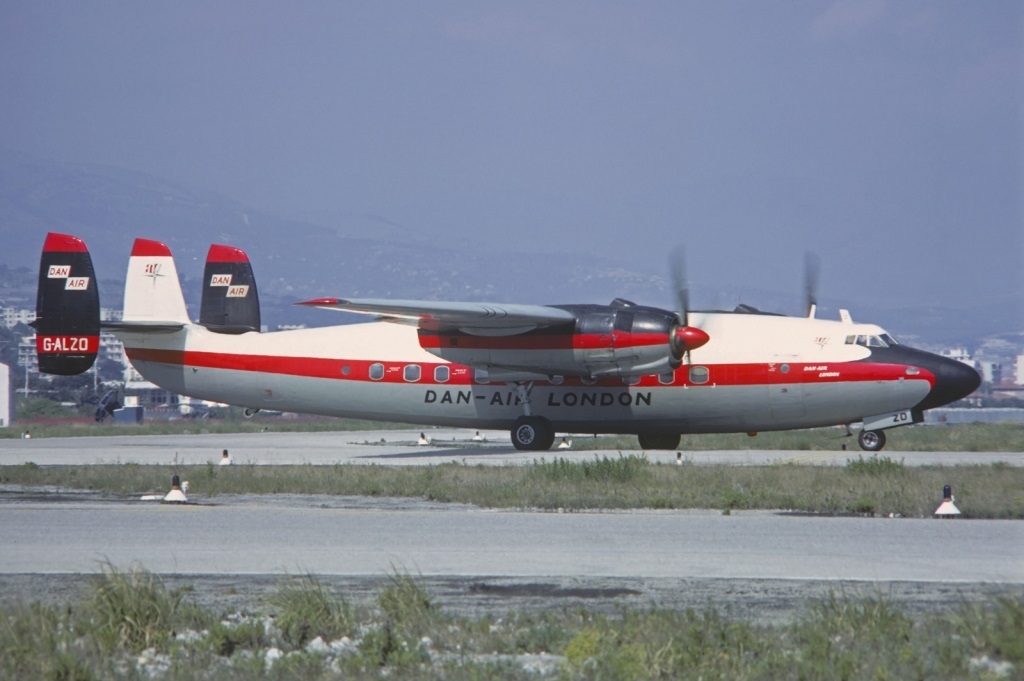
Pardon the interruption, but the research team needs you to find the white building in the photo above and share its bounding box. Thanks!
[1016,354,1024,386]
[0,362,10,428]
[1,307,34,329]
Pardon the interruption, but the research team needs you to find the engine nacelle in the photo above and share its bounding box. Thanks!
[418,300,697,379]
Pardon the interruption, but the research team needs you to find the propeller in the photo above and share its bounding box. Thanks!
[804,251,820,318]
[668,246,710,364]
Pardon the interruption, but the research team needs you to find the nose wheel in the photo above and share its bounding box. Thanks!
[511,415,555,451]
[857,429,886,452]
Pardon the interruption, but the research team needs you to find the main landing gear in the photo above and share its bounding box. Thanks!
[857,429,887,452]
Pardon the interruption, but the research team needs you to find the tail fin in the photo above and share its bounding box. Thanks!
[199,244,261,334]
[122,238,191,324]
[33,232,100,375]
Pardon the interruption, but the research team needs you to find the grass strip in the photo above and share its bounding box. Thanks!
[4,456,1023,518]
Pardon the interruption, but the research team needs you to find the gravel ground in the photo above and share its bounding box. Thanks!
[2,572,1018,626]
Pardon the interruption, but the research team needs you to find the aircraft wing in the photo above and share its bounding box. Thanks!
[296,297,576,335]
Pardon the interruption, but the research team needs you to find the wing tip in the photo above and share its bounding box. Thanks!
[295,297,343,307]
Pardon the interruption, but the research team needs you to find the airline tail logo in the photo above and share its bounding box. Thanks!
[47,264,89,290]
[227,285,249,298]
[210,274,232,286]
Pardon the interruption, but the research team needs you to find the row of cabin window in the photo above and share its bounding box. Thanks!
[363,363,712,385]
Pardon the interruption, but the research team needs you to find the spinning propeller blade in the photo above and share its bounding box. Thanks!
[668,246,709,363]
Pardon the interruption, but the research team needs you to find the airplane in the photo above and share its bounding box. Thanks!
[33,232,980,452]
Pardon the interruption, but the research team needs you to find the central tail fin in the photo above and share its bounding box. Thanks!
[199,244,261,333]
[33,232,100,375]
[122,238,191,325]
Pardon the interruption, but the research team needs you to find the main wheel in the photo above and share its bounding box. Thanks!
[511,416,555,451]
[858,429,886,452]
[637,432,682,450]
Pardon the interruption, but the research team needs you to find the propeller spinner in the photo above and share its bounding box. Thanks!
[668,246,710,363]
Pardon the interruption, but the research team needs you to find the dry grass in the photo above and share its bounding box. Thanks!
[3,455,1023,518]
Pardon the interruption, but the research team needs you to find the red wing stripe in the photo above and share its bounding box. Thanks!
[417,332,668,351]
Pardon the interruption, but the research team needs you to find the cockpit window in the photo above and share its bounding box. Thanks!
[845,335,892,348]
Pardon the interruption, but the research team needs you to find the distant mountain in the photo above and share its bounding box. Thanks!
[1,149,1016,347]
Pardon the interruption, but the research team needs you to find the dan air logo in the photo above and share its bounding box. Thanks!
[210,274,232,286]
[227,285,249,298]
[47,264,89,291]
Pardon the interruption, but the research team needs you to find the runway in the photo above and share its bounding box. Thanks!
[2,428,1021,467]
[1,430,1021,618]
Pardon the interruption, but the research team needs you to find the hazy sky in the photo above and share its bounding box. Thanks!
[1,1,1021,313]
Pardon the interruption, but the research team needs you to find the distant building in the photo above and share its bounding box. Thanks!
[1017,354,1024,386]
[0,362,10,427]
[1,307,34,329]
[977,361,1002,385]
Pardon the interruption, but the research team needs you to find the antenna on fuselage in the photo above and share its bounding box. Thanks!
[804,252,820,318]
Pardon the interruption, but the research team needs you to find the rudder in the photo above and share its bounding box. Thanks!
[33,232,100,375]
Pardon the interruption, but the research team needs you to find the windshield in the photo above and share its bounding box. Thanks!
[845,333,897,348]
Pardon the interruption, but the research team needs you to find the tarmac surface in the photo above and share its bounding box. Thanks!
[1,429,1021,620]
[2,427,1022,467]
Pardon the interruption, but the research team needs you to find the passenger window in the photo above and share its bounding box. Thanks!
[475,369,489,384]
[689,366,710,385]
[404,365,421,382]
[658,372,675,385]
[434,365,450,383]
[369,363,384,381]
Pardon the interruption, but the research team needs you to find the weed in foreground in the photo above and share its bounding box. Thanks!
[85,562,190,654]
[269,573,354,649]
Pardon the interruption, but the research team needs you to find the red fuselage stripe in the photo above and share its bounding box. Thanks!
[125,348,933,389]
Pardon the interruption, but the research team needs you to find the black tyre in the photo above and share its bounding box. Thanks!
[858,429,886,452]
[511,416,555,451]
[637,432,682,450]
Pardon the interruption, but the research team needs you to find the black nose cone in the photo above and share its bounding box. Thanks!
[917,355,982,411]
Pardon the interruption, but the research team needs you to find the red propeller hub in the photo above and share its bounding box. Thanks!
[673,326,710,354]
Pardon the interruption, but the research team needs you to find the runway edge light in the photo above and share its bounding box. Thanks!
[163,474,188,503]
[934,484,960,518]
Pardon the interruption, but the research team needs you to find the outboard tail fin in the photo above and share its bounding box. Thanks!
[33,232,100,375]
[199,244,261,333]
[122,238,191,324]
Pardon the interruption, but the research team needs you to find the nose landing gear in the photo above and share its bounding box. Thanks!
[511,415,555,451]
